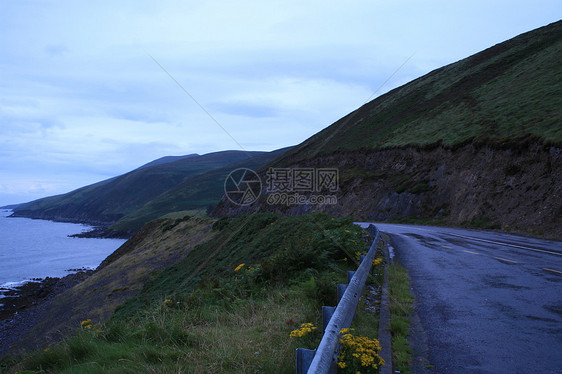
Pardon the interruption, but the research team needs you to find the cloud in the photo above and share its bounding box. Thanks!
[209,102,279,119]
[44,43,69,56]
[0,0,560,205]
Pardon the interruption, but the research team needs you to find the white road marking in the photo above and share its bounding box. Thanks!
[445,233,562,257]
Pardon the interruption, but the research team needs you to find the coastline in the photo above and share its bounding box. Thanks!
[6,211,132,239]
[0,269,94,358]
[0,210,129,358]
[0,210,127,286]
[0,269,94,322]
[69,226,132,239]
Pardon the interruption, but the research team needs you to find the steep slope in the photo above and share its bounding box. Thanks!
[11,151,263,225]
[109,147,291,234]
[5,213,368,371]
[272,21,561,166]
[4,216,216,356]
[214,21,562,238]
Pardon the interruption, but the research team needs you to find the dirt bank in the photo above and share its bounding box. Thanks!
[214,141,561,238]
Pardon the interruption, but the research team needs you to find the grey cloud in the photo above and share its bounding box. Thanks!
[44,43,69,56]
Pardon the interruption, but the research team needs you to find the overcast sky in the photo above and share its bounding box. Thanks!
[0,1,560,206]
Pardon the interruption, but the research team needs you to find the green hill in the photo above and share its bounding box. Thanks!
[272,20,561,167]
[12,151,264,225]
[134,153,198,170]
[5,213,373,372]
[215,21,562,238]
[109,147,291,234]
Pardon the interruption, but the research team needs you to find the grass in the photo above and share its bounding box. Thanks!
[159,209,208,220]
[12,150,267,227]
[108,148,290,234]
[270,21,562,167]
[10,290,315,373]
[350,239,387,338]
[388,262,414,373]
[3,213,380,373]
[333,238,386,373]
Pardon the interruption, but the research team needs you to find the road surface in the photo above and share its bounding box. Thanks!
[358,223,562,374]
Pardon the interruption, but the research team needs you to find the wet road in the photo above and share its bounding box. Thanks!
[358,223,562,374]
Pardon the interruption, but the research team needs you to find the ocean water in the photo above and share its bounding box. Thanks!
[0,209,126,293]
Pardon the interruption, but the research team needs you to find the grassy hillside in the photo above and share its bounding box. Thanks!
[4,214,384,373]
[109,147,291,234]
[272,20,562,166]
[214,22,561,238]
[12,151,264,225]
[0,217,216,358]
[134,153,198,170]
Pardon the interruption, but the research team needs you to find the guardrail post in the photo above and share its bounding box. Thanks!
[296,348,316,374]
[347,270,355,283]
[322,306,336,333]
[337,283,347,303]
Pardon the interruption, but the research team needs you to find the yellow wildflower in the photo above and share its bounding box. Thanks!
[81,319,92,329]
[337,328,384,371]
[234,263,245,272]
[289,322,317,338]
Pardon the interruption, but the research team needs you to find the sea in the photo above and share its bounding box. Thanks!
[0,209,126,303]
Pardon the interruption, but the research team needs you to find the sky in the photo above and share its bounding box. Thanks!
[0,1,560,206]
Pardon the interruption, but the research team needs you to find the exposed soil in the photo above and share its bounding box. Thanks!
[214,142,561,239]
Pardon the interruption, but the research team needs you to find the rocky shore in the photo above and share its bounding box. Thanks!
[68,226,130,239]
[0,269,94,358]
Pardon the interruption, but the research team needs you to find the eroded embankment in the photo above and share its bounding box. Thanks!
[214,142,561,238]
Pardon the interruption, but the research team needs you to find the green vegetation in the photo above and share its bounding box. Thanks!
[12,150,266,226]
[272,21,562,166]
[388,262,414,373]
[4,213,385,373]
[0,217,218,351]
[337,328,384,372]
[109,147,290,234]
[336,242,387,373]
[113,213,365,317]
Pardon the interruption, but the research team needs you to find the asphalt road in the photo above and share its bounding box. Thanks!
[359,223,562,374]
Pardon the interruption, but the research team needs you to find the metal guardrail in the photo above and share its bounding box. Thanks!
[296,224,381,373]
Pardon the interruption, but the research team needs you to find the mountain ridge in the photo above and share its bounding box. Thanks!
[11,150,266,226]
[214,21,562,238]
[268,20,561,168]
[107,147,292,235]
[134,153,199,170]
